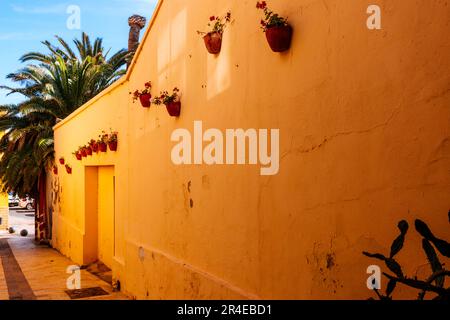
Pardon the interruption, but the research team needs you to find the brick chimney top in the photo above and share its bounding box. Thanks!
[128,15,147,29]
[127,14,147,68]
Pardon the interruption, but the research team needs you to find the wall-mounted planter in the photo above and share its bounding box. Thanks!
[53,166,58,175]
[75,153,82,161]
[59,158,65,165]
[81,149,87,158]
[203,32,222,54]
[86,146,93,156]
[139,93,152,108]
[99,142,107,152]
[65,165,72,174]
[108,141,118,151]
[131,82,152,107]
[265,25,292,52]
[165,101,181,117]
[198,12,231,55]
[153,88,181,117]
[89,140,98,153]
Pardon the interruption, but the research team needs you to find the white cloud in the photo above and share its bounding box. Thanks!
[0,32,37,41]
[11,4,67,15]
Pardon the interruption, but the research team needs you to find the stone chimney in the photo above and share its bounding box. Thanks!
[127,15,147,67]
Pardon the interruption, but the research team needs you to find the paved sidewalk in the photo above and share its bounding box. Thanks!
[0,232,129,300]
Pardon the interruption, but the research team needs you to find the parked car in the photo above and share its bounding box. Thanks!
[8,194,19,207]
[19,197,35,210]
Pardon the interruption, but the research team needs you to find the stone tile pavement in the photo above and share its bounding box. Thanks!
[0,251,8,300]
[0,232,129,300]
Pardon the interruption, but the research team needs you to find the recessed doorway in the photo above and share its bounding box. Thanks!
[84,166,115,269]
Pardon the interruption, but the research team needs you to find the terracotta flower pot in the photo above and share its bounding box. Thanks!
[165,101,181,117]
[53,167,58,175]
[59,158,65,165]
[66,166,72,174]
[86,147,93,156]
[75,153,82,161]
[92,143,99,153]
[108,141,118,151]
[139,93,152,108]
[81,149,87,157]
[265,25,293,52]
[99,142,107,152]
[203,32,222,54]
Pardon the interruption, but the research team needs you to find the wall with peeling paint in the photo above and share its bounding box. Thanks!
[52,0,450,299]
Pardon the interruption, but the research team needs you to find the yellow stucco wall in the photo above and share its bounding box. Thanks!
[52,0,450,299]
[0,131,9,230]
[0,192,8,230]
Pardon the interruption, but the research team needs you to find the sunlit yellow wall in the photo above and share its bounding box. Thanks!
[0,191,8,230]
[53,0,450,299]
[52,80,129,265]
[0,131,8,230]
[97,166,115,268]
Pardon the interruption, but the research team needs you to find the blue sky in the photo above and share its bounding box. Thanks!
[0,0,157,105]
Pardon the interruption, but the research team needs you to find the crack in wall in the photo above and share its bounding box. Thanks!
[281,106,401,160]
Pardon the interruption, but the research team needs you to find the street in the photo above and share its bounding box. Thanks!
[8,208,35,237]
[0,209,128,300]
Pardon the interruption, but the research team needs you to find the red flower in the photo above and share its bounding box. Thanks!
[210,16,216,21]
[256,1,267,9]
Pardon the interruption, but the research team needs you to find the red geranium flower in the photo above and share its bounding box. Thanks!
[198,12,232,36]
[256,1,267,9]
[130,81,153,103]
[256,1,288,31]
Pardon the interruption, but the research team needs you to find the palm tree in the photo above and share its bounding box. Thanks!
[0,103,54,196]
[3,32,131,117]
[0,32,132,241]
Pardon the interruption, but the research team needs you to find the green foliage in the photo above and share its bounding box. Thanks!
[363,211,450,300]
[197,12,232,35]
[152,87,180,105]
[0,32,131,197]
[256,1,289,31]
